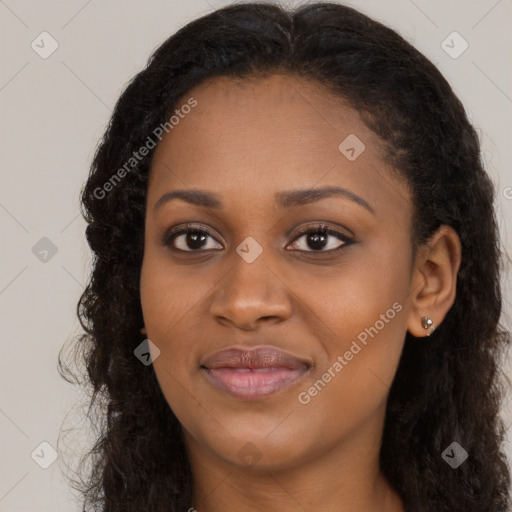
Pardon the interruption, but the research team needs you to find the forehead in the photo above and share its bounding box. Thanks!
[148,73,411,212]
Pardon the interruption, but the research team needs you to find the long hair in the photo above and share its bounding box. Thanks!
[58,2,511,510]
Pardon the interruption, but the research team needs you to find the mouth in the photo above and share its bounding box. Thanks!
[200,346,312,400]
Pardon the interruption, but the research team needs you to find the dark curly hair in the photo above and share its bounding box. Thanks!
[57,2,512,511]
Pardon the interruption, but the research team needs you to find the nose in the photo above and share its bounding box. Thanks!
[209,254,293,330]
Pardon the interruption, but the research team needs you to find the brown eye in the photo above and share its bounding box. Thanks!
[163,225,222,252]
[288,224,354,252]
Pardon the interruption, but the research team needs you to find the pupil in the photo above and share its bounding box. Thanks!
[308,232,327,250]
[187,231,207,249]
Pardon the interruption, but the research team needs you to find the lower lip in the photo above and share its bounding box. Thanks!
[202,367,309,400]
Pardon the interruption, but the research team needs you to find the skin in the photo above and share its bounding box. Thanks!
[139,73,461,512]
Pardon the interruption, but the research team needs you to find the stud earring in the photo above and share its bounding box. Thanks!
[421,316,435,336]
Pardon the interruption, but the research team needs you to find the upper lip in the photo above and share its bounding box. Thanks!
[201,346,312,370]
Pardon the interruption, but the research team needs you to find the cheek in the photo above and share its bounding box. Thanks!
[292,294,407,452]
[140,256,189,381]
[139,251,213,407]
[139,271,197,427]
[140,250,201,339]
[293,248,410,414]
[292,241,410,351]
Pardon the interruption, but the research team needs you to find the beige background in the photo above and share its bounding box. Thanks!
[1,0,511,510]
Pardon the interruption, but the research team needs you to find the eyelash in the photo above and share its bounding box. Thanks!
[162,223,354,254]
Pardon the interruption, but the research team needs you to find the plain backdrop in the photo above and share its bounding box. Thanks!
[1,0,511,510]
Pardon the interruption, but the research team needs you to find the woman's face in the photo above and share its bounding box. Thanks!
[140,74,417,471]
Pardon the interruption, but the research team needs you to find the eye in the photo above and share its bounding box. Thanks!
[163,224,222,252]
[162,222,354,254]
[287,224,354,252]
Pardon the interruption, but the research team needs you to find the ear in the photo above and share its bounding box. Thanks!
[140,326,147,335]
[406,225,462,338]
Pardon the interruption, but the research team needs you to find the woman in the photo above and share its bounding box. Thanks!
[58,2,511,511]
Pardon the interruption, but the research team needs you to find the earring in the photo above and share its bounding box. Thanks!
[421,316,435,336]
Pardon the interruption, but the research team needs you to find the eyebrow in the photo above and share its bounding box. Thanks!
[154,186,375,215]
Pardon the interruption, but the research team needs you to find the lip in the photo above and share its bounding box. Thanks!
[201,346,312,400]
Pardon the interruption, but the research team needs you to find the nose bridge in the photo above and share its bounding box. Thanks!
[210,240,291,327]
[230,244,271,295]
